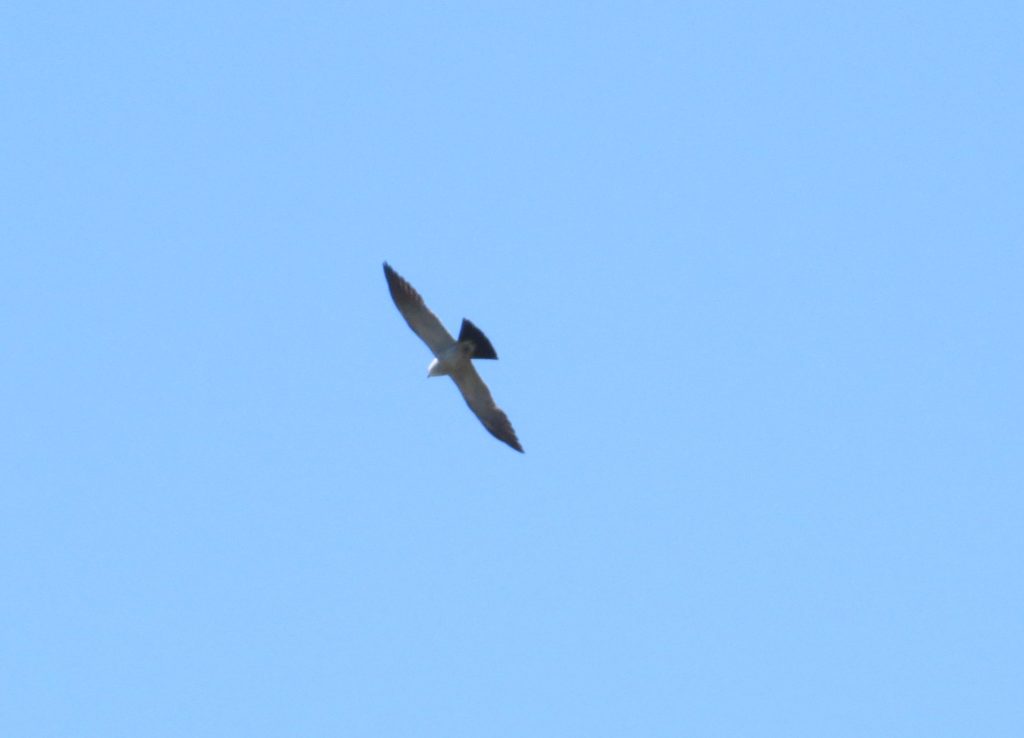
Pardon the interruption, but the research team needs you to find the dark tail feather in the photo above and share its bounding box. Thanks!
[458,319,498,360]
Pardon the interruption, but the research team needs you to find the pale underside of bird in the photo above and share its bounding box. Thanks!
[383,262,524,453]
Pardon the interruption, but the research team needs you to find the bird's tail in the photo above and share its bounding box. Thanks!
[458,319,498,360]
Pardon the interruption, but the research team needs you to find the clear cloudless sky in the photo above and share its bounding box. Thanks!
[3,2,1021,736]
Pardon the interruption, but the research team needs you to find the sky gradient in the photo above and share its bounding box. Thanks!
[3,3,1022,736]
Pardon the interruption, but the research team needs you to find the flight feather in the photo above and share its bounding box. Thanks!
[383,262,454,355]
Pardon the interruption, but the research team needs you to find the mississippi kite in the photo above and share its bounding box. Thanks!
[383,262,524,453]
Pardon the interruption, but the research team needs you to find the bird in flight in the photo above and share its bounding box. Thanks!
[383,262,524,453]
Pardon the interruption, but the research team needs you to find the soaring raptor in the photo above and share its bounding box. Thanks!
[383,262,523,453]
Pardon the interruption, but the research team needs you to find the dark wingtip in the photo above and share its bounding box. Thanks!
[493,427,524,453]
[383,262,406,294]
[383,263,398,294]
[459,318,498,360]
[507,432,524,452]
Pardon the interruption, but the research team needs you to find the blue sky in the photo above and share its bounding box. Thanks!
[3,2,1021,736]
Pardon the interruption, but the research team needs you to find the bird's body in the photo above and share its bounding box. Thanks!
[383,262,524,453]
[427,342,471,378]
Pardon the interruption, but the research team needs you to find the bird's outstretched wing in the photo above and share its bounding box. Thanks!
[383,263,455,355]
[450,362,524,453]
